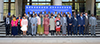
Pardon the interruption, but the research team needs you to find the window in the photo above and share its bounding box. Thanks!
[75,3,79,12]
[96,0,100,2]
[11,3,15,16]
[96,3,100,15]
[62,0,72,2]
[4,0,8,2]
[22,0,51,13]
[4,0,15,16]
[3,3,8,16]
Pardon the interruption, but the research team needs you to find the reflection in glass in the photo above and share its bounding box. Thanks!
[32,3,38,5]
[39,0,45,1]
[27,3,30,5]
[62,0,72,2]
[27,0,30,2]
[11,0,15,2]
[11,10,15,16]
[32,0,37,2]
[4,0,8,2]
[75,3,79,12]
[96,3,100,15]
[11,3,15,9]
[39,3,46,5]
[96,0,100,2]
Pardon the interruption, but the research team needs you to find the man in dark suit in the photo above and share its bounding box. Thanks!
[78,13,85,35]
[73,15,78,35]
[76,12,80,19]
[84,13,89,35]
[4,15,10,35]
[27,14,32,35]
[67,14,73,35]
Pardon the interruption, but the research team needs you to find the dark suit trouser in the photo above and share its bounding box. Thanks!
[73,26,77,35]
[84,25,89,35]
[67,25,72,35]
[79,26,84,35]
[18,25,22,34]
[6,24,10,35]
[51,30,55,35]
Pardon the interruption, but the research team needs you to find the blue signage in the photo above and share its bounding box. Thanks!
[25,5,72,15]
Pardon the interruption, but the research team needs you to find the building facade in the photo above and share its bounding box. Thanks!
[0,0,100,21]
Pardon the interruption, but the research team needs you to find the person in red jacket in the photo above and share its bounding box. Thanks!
[16,14,22,35]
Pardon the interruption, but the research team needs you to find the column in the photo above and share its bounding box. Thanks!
[86,0,94,14]
[53,0,62,5]
[0,0,4,21]
[15,0,22,17]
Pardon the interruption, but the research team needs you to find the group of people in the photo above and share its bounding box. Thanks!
[5,11,97,36]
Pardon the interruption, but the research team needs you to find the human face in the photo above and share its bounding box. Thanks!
[23,17,25,19]
[85,13,88,16]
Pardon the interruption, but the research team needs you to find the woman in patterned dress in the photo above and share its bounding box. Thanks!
[44,15,49,35]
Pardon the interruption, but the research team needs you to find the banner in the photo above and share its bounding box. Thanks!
[25,5,72,15]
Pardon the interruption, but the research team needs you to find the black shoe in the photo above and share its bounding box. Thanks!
[94,34,96,36]
[91,34,92,36]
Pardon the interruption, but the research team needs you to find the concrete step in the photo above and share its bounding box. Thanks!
[0,32,6,34]
[0,27,5,29]
[0,34,6,36]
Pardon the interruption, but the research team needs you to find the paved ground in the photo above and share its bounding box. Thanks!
[0,38,100,44]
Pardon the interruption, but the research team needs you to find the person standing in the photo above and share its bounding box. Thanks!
[84,13,89,35]
[73,15,78,35]
[48,11,51,18]
[89,14,97,36]
[55,15,61,35]
[37,15,44,35]
[27,14,32,35]
[16,14,22,35]
[4,15,10,35]
[49,15,55,35]
[11,16,18,36]
[54,11,57,18]
[61,14,67,36]
[78,13,85,35]
[44,11,47,16]
[21,16,28,35]
[32,11,35,17]
[44,15,49,35]
[67,14,73,35]
[30,15,37,36]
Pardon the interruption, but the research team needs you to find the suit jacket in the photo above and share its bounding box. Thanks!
[84,16,89,26]
[73,17,78,26]
[61,17,67,26]
[78,16,85,26]
[67,17,73,26]
[89,16,97,26]
[27,17,32,27]
[76,14,80,19]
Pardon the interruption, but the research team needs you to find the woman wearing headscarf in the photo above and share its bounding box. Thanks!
[11,16,18,36]
[37,15,44,35]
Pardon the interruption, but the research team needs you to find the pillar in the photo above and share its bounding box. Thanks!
[86,0,94,14]
[53,0,62,5]
[15,0,22,17]
[0,0,4,21]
